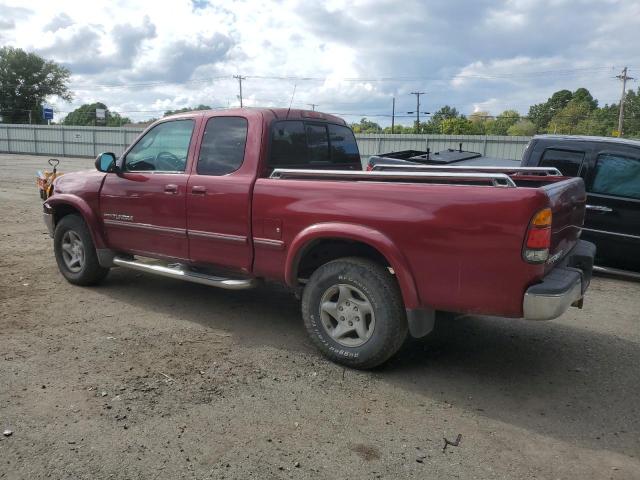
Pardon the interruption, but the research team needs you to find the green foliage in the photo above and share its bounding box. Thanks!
[164,105,212,117]
[0,47,71,124]
[507,119,537,136]
[488,110,520,135]
[350,117,382,133]
[62,102,132,126]
[440,117,477,134]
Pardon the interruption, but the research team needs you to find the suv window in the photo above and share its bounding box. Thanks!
[197,117,248,175]
[591,153,640,200]
[125,120,194,172]
[540,148,585,176]
[269,120,360,169]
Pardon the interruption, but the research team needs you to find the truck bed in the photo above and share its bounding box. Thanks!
[252,165,586,317]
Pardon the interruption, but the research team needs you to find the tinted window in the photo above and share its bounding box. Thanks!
[591,153,640,200]
[540,148,584,176]
[328,124,360,164]
[270,121,307,167]
[306,124,330,163]
[197,117,248,175]
[125,120,194,172]
[269,121,360,169]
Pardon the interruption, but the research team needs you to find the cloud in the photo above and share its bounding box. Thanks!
[37,16,156,75]
[3,0,638,124]
[128,32,234,83]
[44,13,74,32]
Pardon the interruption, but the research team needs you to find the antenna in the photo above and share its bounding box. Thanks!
[286,83,297,119]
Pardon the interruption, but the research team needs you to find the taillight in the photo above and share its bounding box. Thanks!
[366,163,374,171]
[523,208,552,263]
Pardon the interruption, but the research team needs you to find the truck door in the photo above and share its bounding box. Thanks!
[100,119,196,261]
[583,148,640,270]
[186,115,254,272]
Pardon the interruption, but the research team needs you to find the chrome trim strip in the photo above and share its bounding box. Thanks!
[104,219,186,237]
[270,168,517,188]
[582,227,640,240]
[373,164,562,176]
[188,230,247,244]
[113,257,257,290]
[253,237,285,249]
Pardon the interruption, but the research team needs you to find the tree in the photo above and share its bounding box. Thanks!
[350,118,382,133]
[164,104,212,116]
[425,105,460,132]
[0,47,71,124]
[440,117,476,134]
[527,89,572,132]
[548,100,592,134]
[507,119,537,136]
[62,102,132,126]
[488,110,520,135]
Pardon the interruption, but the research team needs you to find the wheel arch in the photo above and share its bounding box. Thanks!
[46,194,107,249]
[285,223,420,309]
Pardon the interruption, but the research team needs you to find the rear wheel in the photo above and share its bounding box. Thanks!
[54,214,109,285]
[302,257,408,369]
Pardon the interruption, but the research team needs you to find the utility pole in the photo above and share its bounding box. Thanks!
[409,92,425,132]
[233,75,246,108]
[391,97,395,134]
[307,103,318,111]
[616,67,634,136]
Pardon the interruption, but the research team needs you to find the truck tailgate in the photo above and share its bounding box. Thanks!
[540,177,587,272]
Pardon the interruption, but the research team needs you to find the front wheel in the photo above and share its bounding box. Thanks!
[301,257,408,369]
[53,214,109,286]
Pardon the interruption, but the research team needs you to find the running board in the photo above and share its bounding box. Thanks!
[113,257,258,290]
[593,265,640,281]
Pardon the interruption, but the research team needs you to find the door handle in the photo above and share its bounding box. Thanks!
[586,204,613,213]
[191,186,207,195]
[164,184,178,194]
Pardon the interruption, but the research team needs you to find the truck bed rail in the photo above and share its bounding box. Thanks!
[270,168,517,187]
[371,164,562,176]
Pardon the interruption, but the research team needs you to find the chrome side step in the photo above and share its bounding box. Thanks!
[593,265,640,281]
[113,257,258,290]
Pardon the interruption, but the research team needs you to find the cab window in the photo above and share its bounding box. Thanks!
[197,117,248,175]
[124,120,194,172]
[268,120,360,170]
[591,153,640,200]
[540,148,585,176]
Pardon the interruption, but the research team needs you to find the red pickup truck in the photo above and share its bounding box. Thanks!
[43,108,595,368]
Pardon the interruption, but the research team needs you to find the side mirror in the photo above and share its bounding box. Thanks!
[95,152,117,173]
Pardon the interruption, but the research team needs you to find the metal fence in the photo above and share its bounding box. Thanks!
[0,124,532,161]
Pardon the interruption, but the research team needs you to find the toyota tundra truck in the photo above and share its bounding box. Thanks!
[43,108,595,368]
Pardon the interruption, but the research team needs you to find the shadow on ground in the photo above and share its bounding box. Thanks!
[97,269,640,457]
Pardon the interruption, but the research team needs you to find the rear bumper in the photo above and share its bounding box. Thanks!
[523,240,596,321]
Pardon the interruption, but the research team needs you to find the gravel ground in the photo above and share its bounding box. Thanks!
[1,154,639,480]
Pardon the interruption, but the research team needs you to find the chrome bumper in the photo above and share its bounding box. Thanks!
[523,240,595,321]
[43,211,55,237]
[523,272,583,320]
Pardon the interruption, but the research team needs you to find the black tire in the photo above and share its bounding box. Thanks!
[54,214,109,286]
[301,257,408,369]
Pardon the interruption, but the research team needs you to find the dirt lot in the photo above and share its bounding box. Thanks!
[1,153,639,479]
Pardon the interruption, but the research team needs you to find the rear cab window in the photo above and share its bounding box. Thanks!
[268,120,361,171]
[539,148,585,176]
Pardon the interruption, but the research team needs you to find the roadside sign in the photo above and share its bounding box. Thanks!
[42,107,54,121]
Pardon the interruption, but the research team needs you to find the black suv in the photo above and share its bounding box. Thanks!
[521,135,640,274]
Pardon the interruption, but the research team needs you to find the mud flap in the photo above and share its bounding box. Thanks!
[406,308,436,338]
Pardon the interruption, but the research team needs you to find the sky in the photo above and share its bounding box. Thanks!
[1,0,639,125]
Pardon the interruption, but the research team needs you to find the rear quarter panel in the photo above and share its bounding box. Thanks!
[252,179,551,317]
